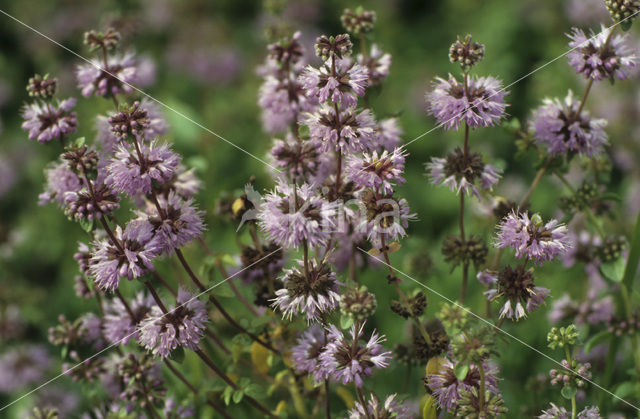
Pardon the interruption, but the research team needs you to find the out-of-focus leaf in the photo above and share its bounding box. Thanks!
[422,395,437,419]
[584,330,612,354]
[600,257,626,282]
[340,314,354,330]
[561,385,577,400]
[336,386,355,409]
[170,346,185,363]
[454,363,469,381]
[251,340,271,375]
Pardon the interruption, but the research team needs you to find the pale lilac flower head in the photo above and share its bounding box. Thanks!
[316,322,392,387]
[291,324,327,374]
[103,292,155,345]
[426,148,501,197]
[531,91,608,157]
[539,403,569,419]
[76,52,152,98]
[426,358,499,412]
[349,393,410,419]
[360,192,416,247]
[270,134,326,184]
[258,181,335,248]
[346,147,406,194]
[299,57,368,107]
[357,44,392,86]
[303,105,376,153]
[106,140,180,196]
[39,161,82,206]
[138,287,208,358]
[272,259,341,322]
[426,74,507,130]
[139,191,205,253]
[21,98,77,143]
[89,220,161,291]
[496,211,572,263]
[258,73,318,133]
[567,25,637,81]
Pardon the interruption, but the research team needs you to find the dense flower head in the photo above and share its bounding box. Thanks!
[315,34,353,60]
[341,8,376,35]
[258,181,335,248]
[567,25,637,81]
[39,161,82,206]
[426,148,501,196]
[374,117,403,150]
[89,220,161,291]
[154,164,202,200]
[316,322,392,387]
[426,74,507,130]
[426,358,499,412]
[138,287,208,358]
[112,352,165,405]
[299,57,369,107]
[549,292,613,326]
[605,0,640,22]
[267,31,304,65]
[270,134,325,183]
[349,393,410,419]
[482,265,550,320]
[103,292,155,345]
[76,52,152,98]
[495,211,572,263]
[303,105,376,153]
[63,181,120,221]
[357,44,391,86]
[549,359,591,388]
[21,98,78,143]
[106,140,179,196]
[272,259,341,322]
[530,91,608,157]
[345,147,406,194]
[538,403,602,419]
[84,28,120,51]
[139,191,205,253]
[108,101,149,139]
[291,324,327,374]
[258,70,318,133]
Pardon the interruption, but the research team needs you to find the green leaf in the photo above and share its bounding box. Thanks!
[211,283,235,298]
[621,20,633,31]
[422,395,437,419]
[73,137,86,147]
[340,314,354,330]
[223,386,234,406]
[61,345,68,359]
[454,363,469,381]
[78,217,94,233]
[232,390,244,404]
[615,381,637,399]
[600,256,626,282]
[561,385,577,400]
[170,346,185,363]
[584,330,612,354]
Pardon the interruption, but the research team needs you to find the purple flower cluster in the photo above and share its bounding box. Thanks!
[315,322,392,387]
[348,393,409,419]
[496,211,572,263]
[530,91,608,157]
[89,220,161,291]
[567,25,637,81]
[291,324,327,374]
[299,57,369,108]
[138,288,208,358]
[103,292,155,345]
[345,147,406,194]
[303,105,377,153]
[426,74,508,130]
[21,98,78,143]
[76,52,154,98]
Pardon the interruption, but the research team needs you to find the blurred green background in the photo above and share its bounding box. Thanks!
[1,0,640,417]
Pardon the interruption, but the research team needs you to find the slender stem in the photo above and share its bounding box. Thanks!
[214,258,260,317]
[194,348,275,418]
[564,346,577,419]
[115,289,135,318]
[519,157,551,210]
[478,363,486,412]
[143,280,169,313]
[100,44,119,109]
[355,387,372,419]
[150,269,177,297]
[164,359,198,393]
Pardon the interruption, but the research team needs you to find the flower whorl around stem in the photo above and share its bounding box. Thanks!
[357,44,391,86]
[495,211,572,263]
[272,259,341,322]
[316,322,392,387]
[89,220,161,291]
[137,288,208,358]
[530,91,608,157]
[102,292,155,345]
[303,105,377,153]
[291,324,327,375]
[75,52,153,98]
[39,161,82,206]
[106,140,180,196]
[482,266,550,320]
[348,393,411,419]
[426,148,501,197]
[426,74,508,130]
[21,98,78,143]
[345,147,407,194]
[63,181,120,221]
[258,181,335,248]
[299,57,369,108]
[567,25,637,81]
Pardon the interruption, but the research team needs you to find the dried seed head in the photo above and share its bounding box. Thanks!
[341,7,376,35]
[449,35,485,72]
[340,285,377,321]
[26,74,57,99]
[441,234,488,270]
[596,236,627,263]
